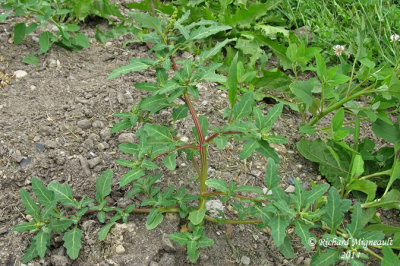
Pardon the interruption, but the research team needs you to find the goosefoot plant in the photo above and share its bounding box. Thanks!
[13,9,400,265]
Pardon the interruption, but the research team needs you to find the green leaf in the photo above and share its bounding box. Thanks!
[0,10,12,22]
[163,152,176,170]
[311,249,339,266]
[315,53,326,81]
[240,139,259,160]
[14,23,26,44]
[98,222,116,241]
[273,201,295,218]
[32,177,54,206]
[146,209,164,230]
[304,184,329,206]
[130,11,162,32]
[63,227,82,259]
[384,143,400,195]
[322,187,351,233]
[34,231,50,258]
[189,25,231,40]
[233,92,254,119]
[364,224,400,235]
[172,107,188,122]
[50,219,74,234]
[200,38,236,63]
[347,203,364,237]
[188,208,206,225]
[169,232,189,245]
[350,155,364,179]
[187,240,199,263]
[96,169,113,202]
[118,143,139,155]
[97,211,106,223]
[268,214,289,247]
[108,59,151,79]
[110,119,132,134]
[253,107,264,129]
[22,54,39,66]
[206,178,228,193]
[263,103,283,132]
[23,240,38,263]
[48,182,78,208]
[144,124,174,145]
[199,116,209,137]
[39,31,52,53]
[294,220,312,251]
[235,185,263,194]
[368,189,400,210]
[277,236,294,259]
[73,33,89,48]
[256,140,280,163]
[214,135,228,150]
[382,246,400,266]
[116,159,136,168]
[265,158,279,190]
[120,168,145,187]
[331,108,344,132]
[197,236,214,247]
[228,53,238,108]
[135,82,158,91]
[141,159,158,170]
[290,80,313,108]
[347,180,376,202]
[20,189,41,220]
[13,221,37,232]
[372,119,400,144]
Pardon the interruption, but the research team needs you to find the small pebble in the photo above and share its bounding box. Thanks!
[285,185,295,193]
[20,158,32,168]
[92,120,104,128]
[296,164,303,170]
[36,143,45,152]
[14,70,27,79]
[115,245,125,254]
[88,157,101,168]
[240,256,251,265]
[118,133,135,143]
[77,119,92,129]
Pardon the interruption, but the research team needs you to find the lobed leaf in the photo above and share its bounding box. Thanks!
[13,221,37,232]
[294,220,312,251]
[189,25,231,41]
[206,178,228,193]
[48,182,78,208]
[63,227,83,259]
[233,92,254,119]
[200,38,236,63]
[162,152,176,170]
[263,103,283,133]
[34,231,50,258]
[322,187,351,233]
[268,214,289,247]
[240,139,259,160]
[20,189,41,221]
[32,177,54,206]
[50,219,74,234]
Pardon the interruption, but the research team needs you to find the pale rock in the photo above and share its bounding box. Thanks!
[206,199,225,217]
[14,70,28,79]
[115,245,125,254]
[240,256,251,265]
[285,185,295,193]
[118,133,135,143]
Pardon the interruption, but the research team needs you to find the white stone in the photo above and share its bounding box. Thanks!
[285,185,295,193]
[205,199,225,217]
[14,70,28,79]
[115,245,125,254]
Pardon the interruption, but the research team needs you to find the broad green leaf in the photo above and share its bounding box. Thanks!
[96,169,113,202]
[34,231,50,258]
[13,221,37,232]
[63,227,82,259]
[233,92,254,119]
[331,108,344,132]
[256,25,289,39]
[273,200,295,218]
[41,200,57,219]
[97,211,105,223]
[20,189,41,220]
[263,103,283,132]
[228,3,271,27]
[372,119,400,144]
[48,182,78,208]
[197,236,214,247]
[290,80,313,108]
[350,155,364,179]
[163,152,176,170]
[228,53,238,108]
[200,38,236,63]
[22,54,39,66]
[347,203,364,237]
[23,240,38,263]
[206,178,228,193]
[364,224,400,235]
[188,208,206,225]
[141,159,158,170]
[140,94,169,113]
[98,222,116,241]
[130,11,162,32]
[110,119,132,134]
[0,10,12,22]
[382,246,400,266]
[235,185,263,194]
[368,189,400,210]
[14,23,26,44]
[187,240,199,263]
[256,140,280,163]
[169,232,189,245]
[265,158,279,190]
[304,184,329,206]
[268,214,289,247]
[294,220,312,251]
[73,33,89,48]
[189,25,231,40]
[240,139,259,160]
[253,107,264,129]
[109,59,151,79]
[39,31,52,53]
[172,107,188,122]
[311,249,339,266]
[135,82,158,91]
[347,180,376,202]
[146,209,164,230]
[32,177,54,206]
[120,167,145,187]
[118,143,139,155]
[256,205,276,224]
[214,135,228,150]
[264,135,288,144]
[322,187,351,233]
[277,236,294,259]
[144,124,174,145]
[315,53,326,81]
[156,80,180,95]
[50,219,73,234]
[116,159,136,168]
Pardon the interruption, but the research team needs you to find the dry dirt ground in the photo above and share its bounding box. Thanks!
[0,13,392,266]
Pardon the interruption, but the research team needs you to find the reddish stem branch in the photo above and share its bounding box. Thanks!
[205,131,242,143]
[154,145,200,159]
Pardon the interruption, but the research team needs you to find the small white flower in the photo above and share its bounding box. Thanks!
[391,34,399,43]
[333,45,345,56]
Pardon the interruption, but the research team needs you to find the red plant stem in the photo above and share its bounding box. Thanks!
[170,56,178,71]
[183,93,208,209]
[205,216,262,225]
[205,131,242,143]
[154,145,199,159]
[201,191,270,204]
